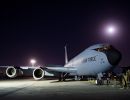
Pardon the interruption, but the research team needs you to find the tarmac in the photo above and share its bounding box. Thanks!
[0,79,130,100]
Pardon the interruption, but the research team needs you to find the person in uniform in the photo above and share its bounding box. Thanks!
[126,69,130,87]
[106,72,111,85]
[121,69,128,89]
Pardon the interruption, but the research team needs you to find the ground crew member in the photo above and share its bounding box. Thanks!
[121,70,128,89]
[106,72,111,85]
[126,69,130,87]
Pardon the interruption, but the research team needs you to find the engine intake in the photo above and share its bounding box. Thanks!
[33,67,45,80]
[6,67,17,78]
[6,67,23,78]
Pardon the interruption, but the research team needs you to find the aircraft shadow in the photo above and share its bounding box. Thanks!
[50,79,88,83]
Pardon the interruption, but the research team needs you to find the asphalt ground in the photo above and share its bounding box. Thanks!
[0,79,130,100]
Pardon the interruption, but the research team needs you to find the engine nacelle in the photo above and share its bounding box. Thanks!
[33,67,45,80]
[6,67,23,78]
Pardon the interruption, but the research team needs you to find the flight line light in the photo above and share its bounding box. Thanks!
[30,59,36,66]
[105,25,117,36]
[101,21,122,39]
[107,26,115,34]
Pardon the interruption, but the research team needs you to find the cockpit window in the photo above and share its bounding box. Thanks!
[94,45,112,52]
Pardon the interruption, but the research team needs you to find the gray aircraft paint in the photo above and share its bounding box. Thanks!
[45,43,121,77]
[64,50,111,75]
[0,44,121,80]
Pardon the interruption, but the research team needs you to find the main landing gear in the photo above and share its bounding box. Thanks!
[58,72,68,81]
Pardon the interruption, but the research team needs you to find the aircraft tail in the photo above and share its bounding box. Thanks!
[64,45,68,64]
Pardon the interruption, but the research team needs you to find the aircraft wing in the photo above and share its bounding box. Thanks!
[45,67,77,73]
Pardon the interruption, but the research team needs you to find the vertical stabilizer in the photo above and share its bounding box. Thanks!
[64,45,68,64]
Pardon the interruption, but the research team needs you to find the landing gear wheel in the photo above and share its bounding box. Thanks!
[58,73,66,81]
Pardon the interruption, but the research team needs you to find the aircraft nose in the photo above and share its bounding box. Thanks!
[106,49,122,66]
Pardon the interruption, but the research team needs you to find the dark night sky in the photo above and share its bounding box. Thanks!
[0,0,130,66]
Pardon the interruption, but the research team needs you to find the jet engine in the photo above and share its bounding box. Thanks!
[33,67,45,80]
[6,66,23,78]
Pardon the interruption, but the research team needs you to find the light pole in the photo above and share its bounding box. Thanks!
[30,59,36,67]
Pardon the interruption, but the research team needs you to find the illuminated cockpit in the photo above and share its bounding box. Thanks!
[94,45,112,52]
[87,44,121,66]
[87,44,110,50]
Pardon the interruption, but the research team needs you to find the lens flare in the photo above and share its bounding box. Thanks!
[105,25,117,36]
